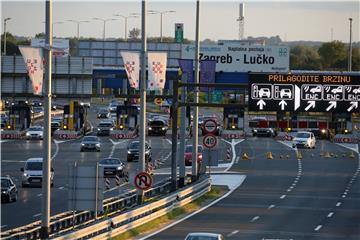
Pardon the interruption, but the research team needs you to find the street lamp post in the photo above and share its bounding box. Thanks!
[113,14,139,41]
[148,10,175,42]
[42,21,63,37]
[348,18,353,72]
[67,20,89,39]
[93,17,117,41]
[3,17,11,55]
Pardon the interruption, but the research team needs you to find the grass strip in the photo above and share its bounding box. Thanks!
[112,186,226,240]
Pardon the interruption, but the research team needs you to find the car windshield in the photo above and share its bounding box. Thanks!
[185,146,203,153]
[186,236,219,240]
[150,121,165,126]
[99,123,112,127]
[296,133,310,138]
[25,162,42,171]
[99,109,108,113]
[1,179,10,188]
[129,141,140,149]
[28,127,42,131]
[83,136,98,142]
[100,158,121,165]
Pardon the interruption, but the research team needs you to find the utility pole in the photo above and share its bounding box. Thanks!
[348,18,353,72]
[192,0,200,182]
[3,17,11,55]
[137,0,147,205]
[40,0,52,239]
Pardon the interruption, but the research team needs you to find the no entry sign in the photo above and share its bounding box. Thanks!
[203,119,217,134]
[134,172,153,191]
[203,134,217,149]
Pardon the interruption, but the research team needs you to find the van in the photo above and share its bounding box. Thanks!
[21,158,54,187]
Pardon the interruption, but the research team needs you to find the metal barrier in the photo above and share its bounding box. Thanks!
[52,176,211,240]
[1,177,172,240]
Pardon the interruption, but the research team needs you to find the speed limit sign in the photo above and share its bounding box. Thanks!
[203,134,217,149]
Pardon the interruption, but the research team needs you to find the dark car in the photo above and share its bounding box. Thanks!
[185,145,203,166]
[96,121,114,136]
[148,119,168,136]
[252,128,276,137]
[127,140,152,162]
[80,136,101,152]
[99,158,126,177]
[97,108,109,119]
[1,177,18,203]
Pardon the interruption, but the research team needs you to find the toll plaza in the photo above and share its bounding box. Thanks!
[115,105,139,130]
[8,101,31,130]
[223,106,244,130]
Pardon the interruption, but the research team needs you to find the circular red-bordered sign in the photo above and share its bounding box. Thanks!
[134,171,153,190]
[203,119,217,134]
[203,133,217,149]
[154,98,163,105]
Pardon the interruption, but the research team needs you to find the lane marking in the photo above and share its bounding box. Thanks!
[250,216,260,222]
[268,204,275,209]
[37,193,42,197]
[1,160,26,163]
[33,213,41,218]
[336,202,341,207]
[327,212,334,218]
[235,156,240,164]
[314,225,322,231]
[58,186,65,190]
[280,195,286,199]
[226,230,239,237]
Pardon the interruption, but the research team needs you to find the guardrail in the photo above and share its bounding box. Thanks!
[52,177,211,240]
[1,177,172,240]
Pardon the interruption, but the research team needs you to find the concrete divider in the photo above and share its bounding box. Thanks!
[110,130,137,139]
[53,130,81,140]
[1,130,25,139]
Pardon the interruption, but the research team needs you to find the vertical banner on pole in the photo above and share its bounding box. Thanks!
[120,51,140,89]
[19,46,44,95]
[200,60,216,92]
[148,52,167,90]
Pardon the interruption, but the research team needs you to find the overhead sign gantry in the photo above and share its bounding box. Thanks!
[249,73,360,113]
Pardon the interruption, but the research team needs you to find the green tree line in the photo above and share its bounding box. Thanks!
[1,32,359,71]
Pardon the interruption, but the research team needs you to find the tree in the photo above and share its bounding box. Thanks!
[128,28,140,40]
[1,32,20,55]
[290,45,322,70]
[318,41,347,70]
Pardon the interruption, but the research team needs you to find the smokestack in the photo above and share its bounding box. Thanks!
[238,3,245,40]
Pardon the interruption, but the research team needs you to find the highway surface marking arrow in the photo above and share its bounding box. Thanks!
[279,100,287,110]
[305,101,316,111]
[347,101,358,112]
[257,99,266,110]
[326,101,337,111]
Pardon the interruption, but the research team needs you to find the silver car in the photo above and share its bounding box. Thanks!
[80,136,101,152]
[185,233,225,240]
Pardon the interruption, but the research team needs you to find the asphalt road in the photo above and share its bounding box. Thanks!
[149,138,360,240]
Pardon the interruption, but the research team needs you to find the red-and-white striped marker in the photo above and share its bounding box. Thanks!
[227,147,231,161]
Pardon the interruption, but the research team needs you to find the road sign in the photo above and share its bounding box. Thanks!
[212,90,223,103]
[154,98,163,105]
[134,172,153,191]
[175,23,184,43]
[248,73,360,113]
[203,119,217,134]
[203,134,217,149]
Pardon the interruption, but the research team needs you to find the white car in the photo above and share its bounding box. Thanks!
[21,158,54,187]
[185,232,224,240]
[259,88,271,98]
[26,126,44,140]
[292,131,316,149]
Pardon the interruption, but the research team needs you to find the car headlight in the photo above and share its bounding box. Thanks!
[321,129,326,134]
[110,128,114,131]
[81,143,85,146]
[2,191,7,194]
[253,129,257,133]
[161,127,166,130]
[127,151,131,154]
[26,132,31,136]
[96,143,100,147]
[97,128,101,131]
[148,127,152,130]
[117,166,123,170]
[23,173,28,177]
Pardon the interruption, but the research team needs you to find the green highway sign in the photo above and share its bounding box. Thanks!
[175,23,184,43]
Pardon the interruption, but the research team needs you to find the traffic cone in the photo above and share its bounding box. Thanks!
[267,152,273,160]
[324,152,331,158]
[297,151,302,160]
[242,153,249,160]
[349,151,356,159]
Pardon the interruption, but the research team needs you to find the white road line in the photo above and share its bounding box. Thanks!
[1,160,26,163]
[342,195,346,198]
[280,195,286,199]
[226,230,239,237]
[314,225,322,231]
[327,212,334,218]
[268,204,275,209]
[51,140,60,160]
[250,216,260,222]
[37,193,42,197]
[58,186,65,190]
[287,189,292,192]
[33,213,41,218]
[336,202,342,207]
[165,139,172,145]
[235,156,240,164]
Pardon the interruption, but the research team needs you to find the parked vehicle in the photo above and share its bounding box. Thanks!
[99,158,126,177]
[21,158,54,187]
[127,140,152,162]
[80,136,101,152]
[1,176,18,203]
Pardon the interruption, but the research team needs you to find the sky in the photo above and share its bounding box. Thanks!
[1,0,359,43]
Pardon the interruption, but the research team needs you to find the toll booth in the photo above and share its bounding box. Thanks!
[9,101,31,130]
[62,101,88,131]
[223,107,244,130]
[116,105,139,130]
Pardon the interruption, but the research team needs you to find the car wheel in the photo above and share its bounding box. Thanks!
[80,149,84,152]
[97,149,100,152]
[51,182,54,187]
